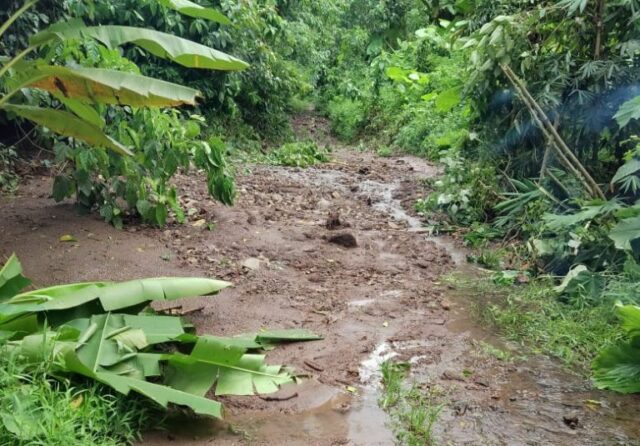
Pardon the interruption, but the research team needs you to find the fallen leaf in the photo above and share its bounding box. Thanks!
[70,395,83,409]
[346,386,358,394]
[59,235,77,242]
[192,219,207,228]
[383,321,389,328]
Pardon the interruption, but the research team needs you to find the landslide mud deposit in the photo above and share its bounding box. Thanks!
[1,116,638,445]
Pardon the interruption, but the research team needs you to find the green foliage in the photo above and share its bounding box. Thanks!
[0,254,322,437]
[326,97,367,141]
[0,351,159,445]
[416,152,498,225]
[268,140,330,168]
[0,144,18,193]
[593,304,640,394]
[1,1,241,227]
[380,361,443,446]
[465,276,623,369]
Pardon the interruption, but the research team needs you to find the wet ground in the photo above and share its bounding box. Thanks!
[0,115,638,445]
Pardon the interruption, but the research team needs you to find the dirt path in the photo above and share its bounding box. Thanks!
[1,116,638,445]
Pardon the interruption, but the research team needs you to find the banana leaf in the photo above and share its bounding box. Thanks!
[0,254,30,302]
[2,105,133,156]
[2,277,231,316]
[31,20,248,71]
[166,336,295,396]
[25,65,203,108]
[159,0,231,25]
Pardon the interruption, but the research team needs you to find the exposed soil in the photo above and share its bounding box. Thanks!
[1,115,638,445]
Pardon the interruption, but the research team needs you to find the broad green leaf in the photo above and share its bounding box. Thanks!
[96,373,223,418]
[435,87,462,112]
[32,20,249,71]
[97,277,231,311]
[4,277,230,315]
[159,0,231,25]
[614,96,640,129]
[0,254,31,302]
[612,159,640,186]
[543,202,620,231]
[56,96,105,129]
[0,314,38,336]
[593,342,640,394]
[2,105,133,156]
[609,215,640,251]
[28,65,202,108]
[168,336,295,396]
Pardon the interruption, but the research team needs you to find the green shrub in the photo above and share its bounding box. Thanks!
[269,141,331,168]
[327,97,367,141]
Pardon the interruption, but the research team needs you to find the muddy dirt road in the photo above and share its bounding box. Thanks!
[1,117,638,445]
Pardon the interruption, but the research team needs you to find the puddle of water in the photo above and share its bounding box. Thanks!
[348,389,397,446]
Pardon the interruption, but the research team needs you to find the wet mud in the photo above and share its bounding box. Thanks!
[0,115,638,445]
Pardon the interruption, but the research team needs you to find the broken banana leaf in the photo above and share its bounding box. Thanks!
[0,254,31,302]
[0,255,322,418]
[1,277,231,319]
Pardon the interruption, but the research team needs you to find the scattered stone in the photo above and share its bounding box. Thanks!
[317,198,331,210]
[331,191,341,199]
[241,257,262,271]
[442,370,466,382]
[326,211,342,230]
[563,414,580,430]
[440,299,452,311]
[328,232,358,248]
[358,166,370,175]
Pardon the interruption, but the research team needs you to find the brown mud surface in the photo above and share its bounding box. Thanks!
[1,115,638,445]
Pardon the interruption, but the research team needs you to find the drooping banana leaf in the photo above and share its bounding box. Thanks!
[25,65,203,108]
[96,373,223,418]
[0,254,31,302]
[31,20,249,71]
[159,0,231,25]
[166,336,295,396]
[2,277,231,316]
[2,105,133,156]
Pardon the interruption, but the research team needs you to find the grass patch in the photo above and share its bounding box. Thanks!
[0,351,160,445]
[380,361,444,446]
[453,275,624,370]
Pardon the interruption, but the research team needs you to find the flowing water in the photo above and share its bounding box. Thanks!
[142,158,640,446]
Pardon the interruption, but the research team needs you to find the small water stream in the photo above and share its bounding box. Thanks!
[143,159,640,446]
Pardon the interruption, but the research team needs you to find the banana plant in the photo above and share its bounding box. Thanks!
[0,0,248,156]
[0,254,322,419]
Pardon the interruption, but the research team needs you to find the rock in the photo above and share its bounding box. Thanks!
[331,191,341,199]
[563,414,580,430]
[328,232,358,249]
[241,257,261,271]
[440,299,452,311]
[317,198,331,210]
[326,211,342,230]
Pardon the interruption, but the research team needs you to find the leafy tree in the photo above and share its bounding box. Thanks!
[0,0,246,227]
